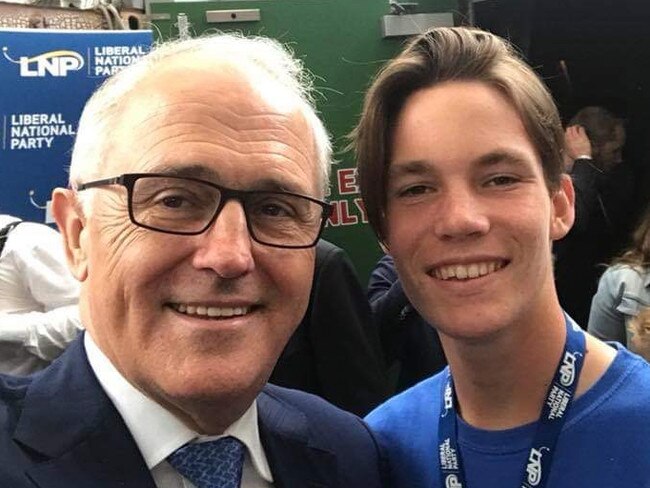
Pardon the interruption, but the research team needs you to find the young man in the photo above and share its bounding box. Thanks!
[0,34,387,487]
[354,27,650,487]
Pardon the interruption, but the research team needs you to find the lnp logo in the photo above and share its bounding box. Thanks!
[526,447,549,486]
[442,382,453,417]
[445,474,463,488]
[2,47,84,77]
[559,351,582,387]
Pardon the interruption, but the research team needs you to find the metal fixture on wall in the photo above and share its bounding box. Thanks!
[176,12,190,39]
[388,1,419,15]
[205,9,260,24]
[381,11,454,38]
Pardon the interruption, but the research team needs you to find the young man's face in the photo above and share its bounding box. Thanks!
[384,81,573,341]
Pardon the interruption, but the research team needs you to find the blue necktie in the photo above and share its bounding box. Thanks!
[168,436,245,488]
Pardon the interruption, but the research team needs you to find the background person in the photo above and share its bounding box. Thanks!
[353,26,650,488]
[588,203,650,355]
[0,34,387,488]
[367,253,446,393]
[0,213,81,375]
[554,106,637,326]
[270,238,389,416]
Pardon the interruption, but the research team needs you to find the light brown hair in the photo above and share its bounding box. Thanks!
[629,306,650,361]
[352,27,565,242]
[612,204,650,269]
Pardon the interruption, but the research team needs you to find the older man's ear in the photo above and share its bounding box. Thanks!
[52,188,89,282]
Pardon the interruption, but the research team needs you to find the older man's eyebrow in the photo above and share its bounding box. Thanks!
[152,164,221,182]
[247,177,308,194]
[147,164,308,194]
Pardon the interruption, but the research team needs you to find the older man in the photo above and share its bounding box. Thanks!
[355,27,650,487]
[0,34,386,488]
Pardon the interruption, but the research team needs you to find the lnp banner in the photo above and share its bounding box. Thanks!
[0,28,153,223]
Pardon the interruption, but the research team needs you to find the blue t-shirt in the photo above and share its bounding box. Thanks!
[366,345,650,487]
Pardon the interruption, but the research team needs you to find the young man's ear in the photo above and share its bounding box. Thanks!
[550,174,575,241]
[51,188,89,281]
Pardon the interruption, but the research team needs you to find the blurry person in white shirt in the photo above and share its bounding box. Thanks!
[0,214,81,375]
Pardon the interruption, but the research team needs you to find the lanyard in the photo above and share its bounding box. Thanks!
[438,316,586,488]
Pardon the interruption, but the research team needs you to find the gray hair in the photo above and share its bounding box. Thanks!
[69,33,332,211]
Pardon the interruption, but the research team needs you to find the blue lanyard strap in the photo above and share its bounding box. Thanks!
[438,316,586,488]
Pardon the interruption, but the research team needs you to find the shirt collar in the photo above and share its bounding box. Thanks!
[84,333,273,481]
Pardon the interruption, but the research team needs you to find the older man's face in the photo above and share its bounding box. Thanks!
[75,61,319,430]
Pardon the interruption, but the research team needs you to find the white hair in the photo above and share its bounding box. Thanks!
[70,33,332,211]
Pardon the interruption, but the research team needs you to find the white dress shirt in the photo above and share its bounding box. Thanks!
[0,215,82,375]
[85,334,274,488]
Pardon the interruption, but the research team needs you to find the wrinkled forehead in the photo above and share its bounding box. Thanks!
[129,54,304,124]
[102,58,319,192]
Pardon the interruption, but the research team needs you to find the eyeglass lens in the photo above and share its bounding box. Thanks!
[131,176,324,246]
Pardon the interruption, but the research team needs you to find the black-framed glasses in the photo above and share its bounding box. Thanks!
[76,173,332,249]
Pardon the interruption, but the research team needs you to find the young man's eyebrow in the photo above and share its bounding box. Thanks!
[475,150,532,168]
[388,150,531,178]
[388,160,433,178]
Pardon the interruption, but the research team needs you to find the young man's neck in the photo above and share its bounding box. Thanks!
[440,306,616,431]
[440,305,567,430]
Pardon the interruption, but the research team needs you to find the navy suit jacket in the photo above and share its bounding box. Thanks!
[0,336,387,487]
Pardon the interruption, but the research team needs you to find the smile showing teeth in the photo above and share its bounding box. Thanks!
[171,303,250,318]
[433,261,505,281]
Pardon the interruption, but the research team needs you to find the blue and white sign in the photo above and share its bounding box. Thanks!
[0,28,152,223]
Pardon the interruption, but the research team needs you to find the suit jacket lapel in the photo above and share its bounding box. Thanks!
[12,336,156,488]
[258,387,337,488]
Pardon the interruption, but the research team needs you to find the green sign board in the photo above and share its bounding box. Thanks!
[150,0,458,282]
